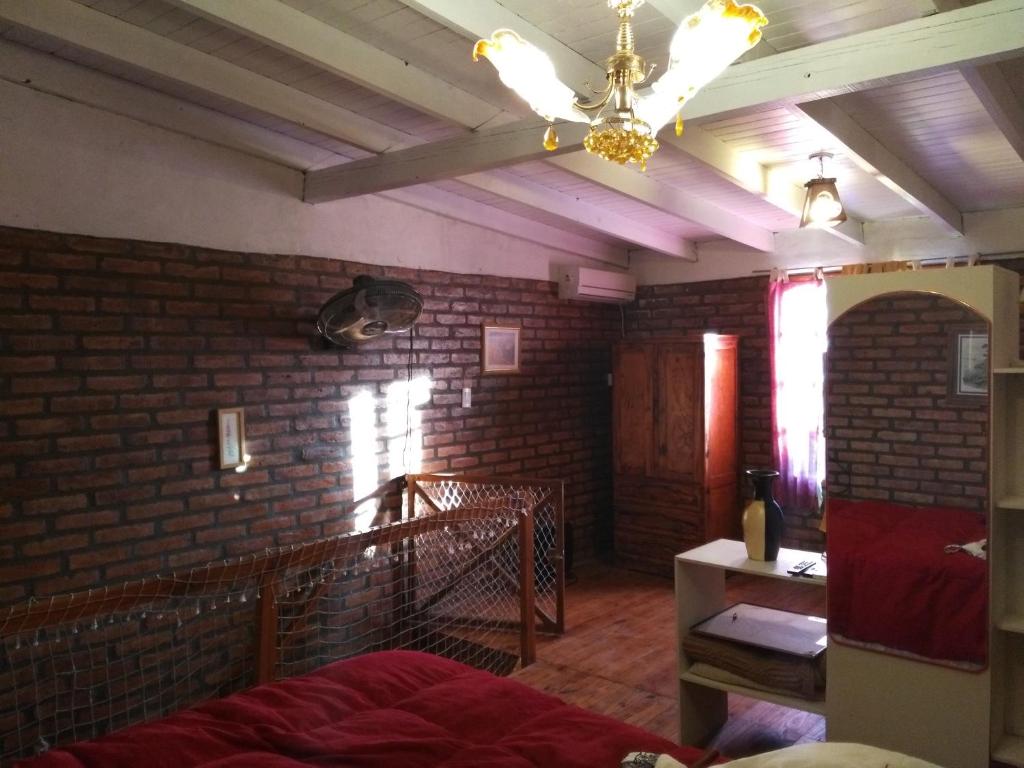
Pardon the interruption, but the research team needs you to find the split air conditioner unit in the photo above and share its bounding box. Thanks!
[558,266,636,304]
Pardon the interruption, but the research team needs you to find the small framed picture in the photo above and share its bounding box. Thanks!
[217,407,246,469]
[482,324,520,374]
[948,327,989,402]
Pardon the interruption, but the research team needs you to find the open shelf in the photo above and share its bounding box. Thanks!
[993,734,1024,767]
[997,616,1024,635]
[679,668,826,716]
[995,366,1024,375]
[998,496,1024,510]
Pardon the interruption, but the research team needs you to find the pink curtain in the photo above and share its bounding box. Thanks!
[769,277,827,511]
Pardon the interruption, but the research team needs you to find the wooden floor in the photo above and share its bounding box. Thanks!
[511,563,827,759]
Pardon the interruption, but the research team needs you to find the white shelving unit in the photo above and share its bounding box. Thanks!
[992,364,1024,767]
[674,539,826,745]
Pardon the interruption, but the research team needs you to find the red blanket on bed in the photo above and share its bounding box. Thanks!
[18,650,706,767]
[827,498,987,666]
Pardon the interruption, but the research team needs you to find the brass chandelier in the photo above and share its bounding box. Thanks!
[474,0,768,171]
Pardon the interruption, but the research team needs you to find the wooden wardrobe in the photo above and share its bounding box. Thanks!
[612,335,740,576]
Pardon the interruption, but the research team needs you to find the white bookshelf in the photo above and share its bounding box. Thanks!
[991,352,1024,762]
[674,539,826,745]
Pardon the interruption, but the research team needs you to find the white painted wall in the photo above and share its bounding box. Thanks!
[0,78,616,283]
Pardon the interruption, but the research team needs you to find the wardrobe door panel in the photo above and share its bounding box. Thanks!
[653,345,702,480]
[613,346,653,476]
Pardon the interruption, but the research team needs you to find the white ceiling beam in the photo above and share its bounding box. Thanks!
[307,119,772,250]
[0,39,343,172]
[796,100,963,235]
[459,171,697,260]
[402,0,1024,129]
[826,219,867,248]
[304,119,589,202]
[959,65,1024,163]
[548,153,776,252]
[165,0,514,131]
[381,185,629,267]
[0,0,415,153]
[929,0,1024,163]
[687,0,1024,120]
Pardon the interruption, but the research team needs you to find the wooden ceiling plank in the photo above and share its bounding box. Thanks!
[796,99,964,235]
[380,185,631,267]
[0,0,415,153]
[459,171,698,260]
[0,38,344,170]
[547,153,776,252]
[165,0,513,130]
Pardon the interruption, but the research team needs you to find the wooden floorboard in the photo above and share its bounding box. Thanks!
[511,563,826,759]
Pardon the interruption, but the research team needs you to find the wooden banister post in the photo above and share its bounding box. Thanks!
[518,508,536,667]
[254,575,278,685]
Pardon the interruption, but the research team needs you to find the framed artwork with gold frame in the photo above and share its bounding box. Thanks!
[481,324,520,374]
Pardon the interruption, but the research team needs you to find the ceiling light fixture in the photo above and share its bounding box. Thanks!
[800,151,847,229]
[473,0,767,171]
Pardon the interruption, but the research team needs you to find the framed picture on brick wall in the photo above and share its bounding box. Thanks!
[482,324,520,374]
[218,407,246,469]
[949,327,989,401]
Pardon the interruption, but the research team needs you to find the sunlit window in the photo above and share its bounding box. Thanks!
[347,377,433,532]
[348,389,378,530]
[770,279,827,510]
[386,376,432,480]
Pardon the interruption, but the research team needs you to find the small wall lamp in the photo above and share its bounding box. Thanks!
[799,152,847,229]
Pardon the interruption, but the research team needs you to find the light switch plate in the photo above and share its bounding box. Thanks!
[462,387,472,408]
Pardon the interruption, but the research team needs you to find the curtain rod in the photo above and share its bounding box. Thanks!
[751,251,1024,276]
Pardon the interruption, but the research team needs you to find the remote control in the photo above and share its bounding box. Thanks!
[787,559,815,575]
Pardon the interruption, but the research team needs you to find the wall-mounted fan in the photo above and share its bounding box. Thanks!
[316,276,423,347]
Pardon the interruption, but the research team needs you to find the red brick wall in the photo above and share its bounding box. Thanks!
[825,292,989,512]
[623,276,831,548]
[627,266,1024,549]
[0,226,617,603]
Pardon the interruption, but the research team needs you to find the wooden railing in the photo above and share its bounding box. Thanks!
[0,473,565,763]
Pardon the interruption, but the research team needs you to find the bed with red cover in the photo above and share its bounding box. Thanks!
[826,498,987,666]
[16,650,707,768]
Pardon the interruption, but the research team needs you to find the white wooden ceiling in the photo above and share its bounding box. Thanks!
[1,0,1023,267]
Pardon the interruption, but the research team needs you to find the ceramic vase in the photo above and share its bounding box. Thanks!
[742,469,783,561]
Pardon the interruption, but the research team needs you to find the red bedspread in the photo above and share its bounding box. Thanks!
[827,499,987,666]
[17,651,706,768]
